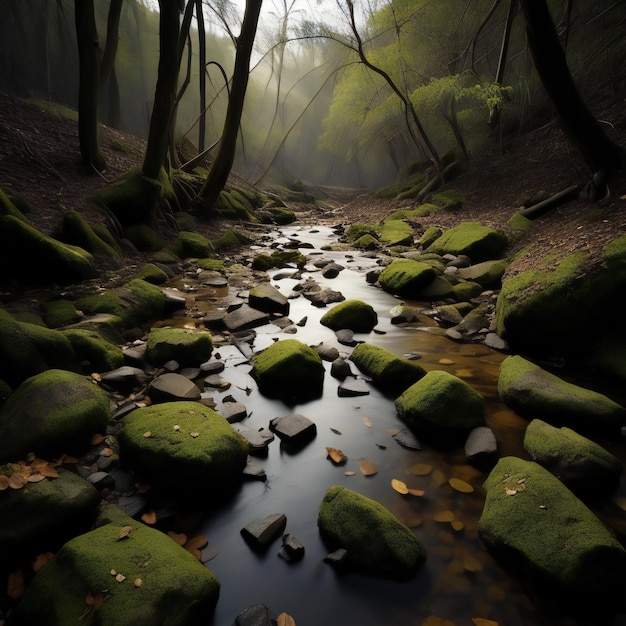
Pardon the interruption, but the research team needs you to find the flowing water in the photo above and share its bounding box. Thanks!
[163,224,626,626]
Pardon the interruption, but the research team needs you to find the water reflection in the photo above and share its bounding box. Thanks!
[160,225,625,626]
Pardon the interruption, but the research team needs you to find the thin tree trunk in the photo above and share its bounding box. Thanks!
[196,0,206,152]
[198,0,263,208]
[519,0,621,174]
[142,0,180,180]
[74,0,106,171]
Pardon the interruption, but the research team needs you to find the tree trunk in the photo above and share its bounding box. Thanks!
[519,0,621,175]
[198,0,263,209]
[74,0,106,172]
[196,0,207,153]
[142,0,181,180]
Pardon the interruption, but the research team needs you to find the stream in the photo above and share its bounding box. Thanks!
[161,224,626,626]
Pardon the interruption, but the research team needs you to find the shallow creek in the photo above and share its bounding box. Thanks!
[163,224,626,626]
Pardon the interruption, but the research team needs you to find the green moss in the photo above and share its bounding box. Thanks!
[419,226,443,249]
[431,189,464,209]
[425,222,508,262]
[62,329,125,372]
[497,355,626,436]
[118,401,248,495]
[507,213,532,235]
[346,222,380,242]
[0,369,110,462]
[320,299,378,333]
[265,207,297,225]
[172,231,211,258]
[61,211,118,257]
[480,456,626,597]
[354,234,379,250]
[458,259,508,288]
[145,327,213,366]
[229,189,254,213]
[379,220,414,246]
[0,215,96,285]
[124,223,164,252]
[0,187,29,221]
[378,258,437,298]
[195,258,225,271]
[252,339,324,401]
[0,308,79,387]
[318,485,425,579]
[451,281,483,301]
[175,212,197,232]
[15,516,220,625]
[395,370,485,438]
[213,230,240,250]
[350,343,425,396]
[251,250,306,271]
[134,263,169,285]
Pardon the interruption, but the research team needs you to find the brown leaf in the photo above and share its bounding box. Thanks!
[391,478,409,494]
[433,510,456,522]
[134,578,143,588]
[92,593,104,609]
[472,619,499,626]
[118,525,133,540]
[7,571,24,599]
[449,477,474,494]
[32,552,54,572]
[186,546,202,561]
[28,473,47,483]
[358,458,377,476]
[141,510,157,525]
[85,592,96,606]
[143,431,152,438]
[167,531,188,546]
[451,519,465,532]
[39,465,59,478]
[115,573,126,583]
[185,535,209,551]
[407,463,432,476]
[326,447,347,465]
[100,447,114,458]
[0,475,9,490]
[90,434,105,445]
[344,471,356,476]
[277,613,296,626]
[8,473,26,489]
[362,417,373,428]
[407,488,425,497]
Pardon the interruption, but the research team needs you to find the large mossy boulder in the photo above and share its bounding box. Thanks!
[63,328,125,372]
[145,327,213,366]
[0,214,97,284]
[379,219,414,246]
[498,355,626,437]
[318,485,425,579]
[172,231,211,259]
[378,258,437,298]
[251,339,324,402]
[424,221,508,262]
[395,370,485,441]
[457,259,509,288]
[0,308,80,387]
[0,468,99,564]
[320,299,378,333]
[479,456,626,600]
[117,401,249,496]
[523,419,622,498]
[77,279,167,329]
[13,512,220,626]
[61,211,119,257]
[0,369,110,463]
[350,343,426,396]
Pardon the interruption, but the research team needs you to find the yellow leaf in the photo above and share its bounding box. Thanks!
[8,473,26,489]
[277,613,296,626]
[118,526,132,540]
[472,619,499,626]
[143,431,152,438]
[454,368,474,378]
[27,473,46,483]
[326,447,347,465]
[186,546,202,561]
[391,478,409,494]
[438,358,455,365]
[167,531,188,546]
[407,488,425,497]
[433,510,456,522]
[451,519,465,532]
[362,416,372,428]
[141,510,157,525]
[344,471,356,476]
[407,463,432,476]
[185,535,209,551]
[358,458,377,476]
[449,477,474,493]
[0,475,10,490]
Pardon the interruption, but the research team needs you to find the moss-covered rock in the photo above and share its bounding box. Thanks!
[350,343,426,396]
[523,419,622,498]
[320,299,378,333]
[0,468,99,564]
[62,328,125,372]
[251,250,306,271]
[378,258,437,298]
[379,219,414,246]
[425,222,508,262]
[213,229,241,250]
[77,279,167,329]
[479,456,626,600]
[61,211,118,257]
[497,355,626,437]
[261,207,297,225]
[13,512,220,626]
[457,259,508,288]
[252,339,324,402]
[395,370,485,440]
[431,189,464,209]
[123,223,164,252]
[118,401,249,495]
[134,263,169,285]
[0,187,29,221]
[354,234,379,250]
[0,308,79,387]
[0,369,110,462]
[145,327,213,366]
[0,379,11,409]
[386,204,439,221]
[419,226,443,249]
[41,298,82,328]
[317,485,426,579]
[451,280,483,302]
[345,223,380,243]
[172,231,211,258]
[0,214,97,284]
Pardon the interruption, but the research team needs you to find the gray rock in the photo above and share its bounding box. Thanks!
[305,287,345,307]
[322,262,345,278]
[392,428,421,450]
[312,342,340,362]
[204,374,231,390]
[147,372,201,403]
[249,283,290,316]
[241,513,287,547]
[200,358,225,374]
[484,332,508,351]
[338,377,370,397]
[224,304,270,331]
[100,365,149,393]
[238,428,275,454]
[270,413,317,445]
[86,471,115,491]
[331,356,352,380]
[220,401,248,423]
[278,533,305,562]
[233,604,277,626]
[464,426,498,469]
[324,547,349,566]
[335,329,358,346]
[242,460,267,481]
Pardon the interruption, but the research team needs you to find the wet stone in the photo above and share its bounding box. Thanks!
[148,372,201,403]
[239,428,275,454]
[204,374,231,390]
[241,512,287,548]
[484,332,508,351]
[465,426,499,470]
[331,356,352,380]
[86,471,115,491]
[242,460,267,481]
[335,329,358,346]
[100,366,148,393]
[278,533,305,562]
[233,605,276,626]
[312,342,340,362]
[393,428,422,450]
[270,414,317,445]
[324,548,349,566]
[337,377,370,397]
[179,367,201,380]
[220,401,248,423]
[200,358,225,374]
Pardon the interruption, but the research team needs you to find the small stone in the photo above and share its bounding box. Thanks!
[393,428,422,450]
[241,513,287,547]
[324,548,348,566]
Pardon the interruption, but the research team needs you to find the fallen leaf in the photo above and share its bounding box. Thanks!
[201,546,220,562]
[8,473,26,489]
[358,458,377,476]
[407,463,432,476]
[449,477,474,493]
[134,578,143,588]
[614,496,626,511]
[186,547,202,561]
[0,475,10,490]
[344,471,356,476]
[433,510,456,522]
[185,535,209,551]
[362,417,372,428]
[173,424,181,432]
[326,447,347,465]
[505,488,518,496]
[143,431,152,438]
[91,373,102,382]
[118,526,132,540]
[85,592,96,606]
[115,573,126,583]
[455,368,474,378]
[189,431,200,438]
[27,473,46,483]
[92,593,104,609]
[141,510,157,525]
[100,447,114,458]
[472,619,499,626]
[90,434,105,445]
[391,478,409,494]
[277,613,296,626]
[7,571,25,599]
[32,552,54,572]
[388,428,400,436]
[167,531,188,546]
[39,465,59,478]
[330,427,342,435]
[407,488,425,497]
[451,519,465,531]
[438,358,455,365]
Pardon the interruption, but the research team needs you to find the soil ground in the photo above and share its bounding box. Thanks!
[1,92,626,289]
